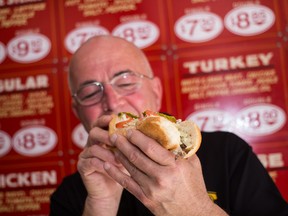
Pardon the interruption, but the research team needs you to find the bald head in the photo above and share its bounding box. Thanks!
[73,36,145,60]
[68,36,153,92]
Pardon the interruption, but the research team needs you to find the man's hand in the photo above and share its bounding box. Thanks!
[104,129,228,216]
[77,115,124,216]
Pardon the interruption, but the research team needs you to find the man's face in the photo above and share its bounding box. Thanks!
[69,39,162,132]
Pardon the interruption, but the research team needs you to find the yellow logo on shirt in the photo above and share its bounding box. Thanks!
[208,191,217,202]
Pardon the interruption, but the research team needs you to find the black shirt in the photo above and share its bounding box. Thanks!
[50,132,288,216]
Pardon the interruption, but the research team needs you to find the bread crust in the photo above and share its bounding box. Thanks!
[108,112,202,158]
[177,121,202,158]
[109,114,136,136]
[136,116,180,150]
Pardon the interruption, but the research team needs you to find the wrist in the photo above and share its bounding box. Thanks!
[199,200,229,216]
[82,195,120,216]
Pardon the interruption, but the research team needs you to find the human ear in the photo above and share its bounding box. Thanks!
[152,77,163,111]
[71,100,80,119]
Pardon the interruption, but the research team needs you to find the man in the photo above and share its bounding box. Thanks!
[50,35,288,216]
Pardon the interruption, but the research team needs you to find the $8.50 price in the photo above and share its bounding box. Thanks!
[12,126,57,156]
[15,131,50,150]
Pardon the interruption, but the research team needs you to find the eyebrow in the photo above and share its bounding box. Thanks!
[113,69,132,78]
[78,70,133,87]
[79,80,97,87]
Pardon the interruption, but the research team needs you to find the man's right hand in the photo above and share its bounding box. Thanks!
[77,115,124,216]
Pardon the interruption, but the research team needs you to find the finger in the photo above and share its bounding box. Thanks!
[114,149,150,182]
[88,127,112,148]
[78,153,105,175]
[126,129,176,166]
[111,134,164,183]
[187,154,202,169]
[87,116,113,147]
[92,114,113,129]
[80,144,120,167]
[78,155,118,185]
[103,161,145,199]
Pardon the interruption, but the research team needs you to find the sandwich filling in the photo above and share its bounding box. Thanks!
[112,110,201,158]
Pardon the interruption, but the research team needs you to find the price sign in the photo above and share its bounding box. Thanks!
[112,20,160,49]
[224,5,275,36]
[0,42,6,64]
[258,152,285,169]
[0,131,12,157]
[174,11,223,43]
[7,33,51,64]
[12,126,57,157]
[72,123,88,149]
[235,104,286,136]
[187,109,233,132]
[65,26,110,54]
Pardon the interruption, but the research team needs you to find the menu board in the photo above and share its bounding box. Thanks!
[269,168,288,202]
[0,0,287,214]
[167,0,283,49]
[0,68,63,161]
[256,142,288,169]
[0,162,65,215]
[0,1,58,69]
[172,42,288,144]
[58,0,168,61]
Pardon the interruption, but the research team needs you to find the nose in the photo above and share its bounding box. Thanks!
[101,84,125,112]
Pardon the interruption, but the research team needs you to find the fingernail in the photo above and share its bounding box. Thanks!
[103,162,111,170]
[127,129,132,138]
[110,133,117,143]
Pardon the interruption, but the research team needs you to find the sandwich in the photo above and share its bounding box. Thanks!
[109,110,202,158]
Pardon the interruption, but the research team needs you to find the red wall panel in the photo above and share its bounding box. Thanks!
[0,0,287,215]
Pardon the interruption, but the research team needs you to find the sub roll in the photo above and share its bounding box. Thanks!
[109,110,202,158]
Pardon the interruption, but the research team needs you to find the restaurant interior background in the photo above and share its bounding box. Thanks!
[0,0,287,215]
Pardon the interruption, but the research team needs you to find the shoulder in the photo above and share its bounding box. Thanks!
[199,131,251,153]
[197,131,258,172]
[201,131,247,143]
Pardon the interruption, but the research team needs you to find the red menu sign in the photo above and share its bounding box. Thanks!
[0,0,287,213]
[58,0,168,60]
[0,162,65,216]
[173,42,288,144]
[167,0,283,49]
[0,68,63,161]
[269,168,288,202]
[0,1,58,69]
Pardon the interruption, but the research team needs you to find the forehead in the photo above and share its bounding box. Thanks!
[71,46,146,86]
[79,70,133,87]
